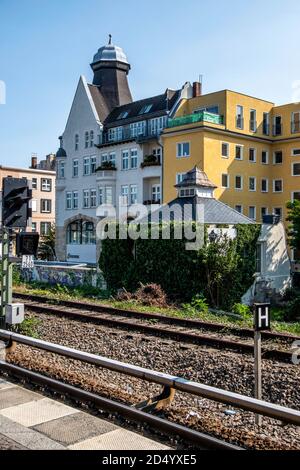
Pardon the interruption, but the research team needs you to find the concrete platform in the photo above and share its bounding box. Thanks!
[0,377,170,450]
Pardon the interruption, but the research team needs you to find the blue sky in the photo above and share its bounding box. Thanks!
[1,0,300,167]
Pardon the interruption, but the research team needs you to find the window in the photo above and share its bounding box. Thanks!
[32,222,37,233]
[41,199,52,213]
[109,152,116,166]
[121,185,129,204]
[235,175,243,190]
[150,117,167,135]
[105,187,113,205]
[180,188,195,197]
[235,145,243,160]
[261,150,269,164]
[41,178,52,191]
[261,207,268,219]
[194,105,219,115]
[291,112,300,133]
[32,178,37,189]
[176,173,186,185]
[32,200,37,212]
[41,222,51,236]
[67,221,95,245]
[221,142,229,158]
[263,113,270,135]
[90,156,97,174]
[273,116,282,136]
[249,148,256,162]
[73,191,78,210]
[249,177,256,192]
[273,151,283,164]
[292,192,300,201]
[130,149,138,169]
[73,159,79,177]
[273,179,283,192]
[85,131,89,148]
[153,147,162,163]
[101,153,108,164]
[130,185,138,204]
[261,178,268,192]
[250,109,257,132]
[177,142,190,158]
[222,174,229,188]
[152,185,161,203]
[236,105,244,129]
[122,150,129,170]
[249,206,256,220]
[90,131,94,147]
[292,162,300,176]
[139,104,153,115]
[292,148,300,156]
[117,111,129,120]
[235,205,243,214]
[83,157,90,176]
[99,188,103,205]
[274,208,282,219]
[75,134,79,151]
[58,161,65,178]
[66,192,72,210]
[130,121,145,137]
[90,189,97,208]
[83,190,90,208]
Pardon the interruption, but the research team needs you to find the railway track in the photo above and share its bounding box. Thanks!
[14,292,298,362]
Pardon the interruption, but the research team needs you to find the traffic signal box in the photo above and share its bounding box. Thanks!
[2,177,32,228]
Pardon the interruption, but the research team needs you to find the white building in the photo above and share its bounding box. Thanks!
[55,37,193,264]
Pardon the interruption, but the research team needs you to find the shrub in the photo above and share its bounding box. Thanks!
[232,303,251,319]
[190,294,209,314]
[116,283,169,308]
[10,317,41,338]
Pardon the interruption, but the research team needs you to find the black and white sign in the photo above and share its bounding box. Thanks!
[254,303,271,331]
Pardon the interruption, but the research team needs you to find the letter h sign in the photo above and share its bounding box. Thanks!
[254,303,271,331]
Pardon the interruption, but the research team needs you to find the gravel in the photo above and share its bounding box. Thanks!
[5,311,300,450]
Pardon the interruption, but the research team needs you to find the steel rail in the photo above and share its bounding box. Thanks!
[14,301,293,362]
[0,361,241,450]
[1,329,300,426]
[14,292,300,342]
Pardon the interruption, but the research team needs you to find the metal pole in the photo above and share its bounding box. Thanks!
[254,330,262,426]
[0,227,12,329]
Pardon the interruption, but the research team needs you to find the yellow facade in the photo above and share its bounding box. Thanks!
[163,90,300,224]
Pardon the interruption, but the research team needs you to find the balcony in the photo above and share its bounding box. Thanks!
[167,111,224,129]
[143,199,161,205]
[99,125,162,146]
[141,154,161,169]
[96,162,117,182]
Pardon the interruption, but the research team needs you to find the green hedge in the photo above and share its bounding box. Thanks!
[99,223,260,308]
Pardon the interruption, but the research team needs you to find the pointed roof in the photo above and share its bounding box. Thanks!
[175,166,217,189]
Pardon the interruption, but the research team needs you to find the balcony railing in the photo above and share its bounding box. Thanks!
[167,111,224,128]
[100,125,163,145]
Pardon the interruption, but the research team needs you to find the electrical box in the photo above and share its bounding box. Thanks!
[5,303,24,325]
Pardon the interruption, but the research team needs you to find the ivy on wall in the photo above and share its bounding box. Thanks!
[99,223,261,309]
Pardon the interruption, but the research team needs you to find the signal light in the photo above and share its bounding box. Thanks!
[2,177,32,228]
[16,232,39,257]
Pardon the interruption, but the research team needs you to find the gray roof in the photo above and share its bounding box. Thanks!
[92,43,129,65]
[139,196,254,225]
[175,166,217,189]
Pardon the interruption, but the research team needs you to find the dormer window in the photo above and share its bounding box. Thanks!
[139,104,153,115]
[117,111,129,120]
[179,188,195,198]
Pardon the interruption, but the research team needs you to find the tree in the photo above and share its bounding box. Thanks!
[38,224,56,260]
[286,200,300,252]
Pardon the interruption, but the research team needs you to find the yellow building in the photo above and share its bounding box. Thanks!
[162,88,300,225]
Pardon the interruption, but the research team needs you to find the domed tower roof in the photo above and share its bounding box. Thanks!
[56,136,67,158]
[92,35,129,66]
[91,35,132,110]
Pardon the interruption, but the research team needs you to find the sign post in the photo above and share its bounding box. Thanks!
[253,303,271,426]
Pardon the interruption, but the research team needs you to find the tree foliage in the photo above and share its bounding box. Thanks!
[286,200,300,252]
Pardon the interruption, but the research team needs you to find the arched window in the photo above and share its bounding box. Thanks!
[90,130,94,147]
[75,134,79,151]
[67,220,96,245]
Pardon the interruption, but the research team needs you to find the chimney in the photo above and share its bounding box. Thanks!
[193,81,202,98]
[31,154,37,169]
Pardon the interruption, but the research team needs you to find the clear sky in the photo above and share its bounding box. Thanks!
[1,0,300,167]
